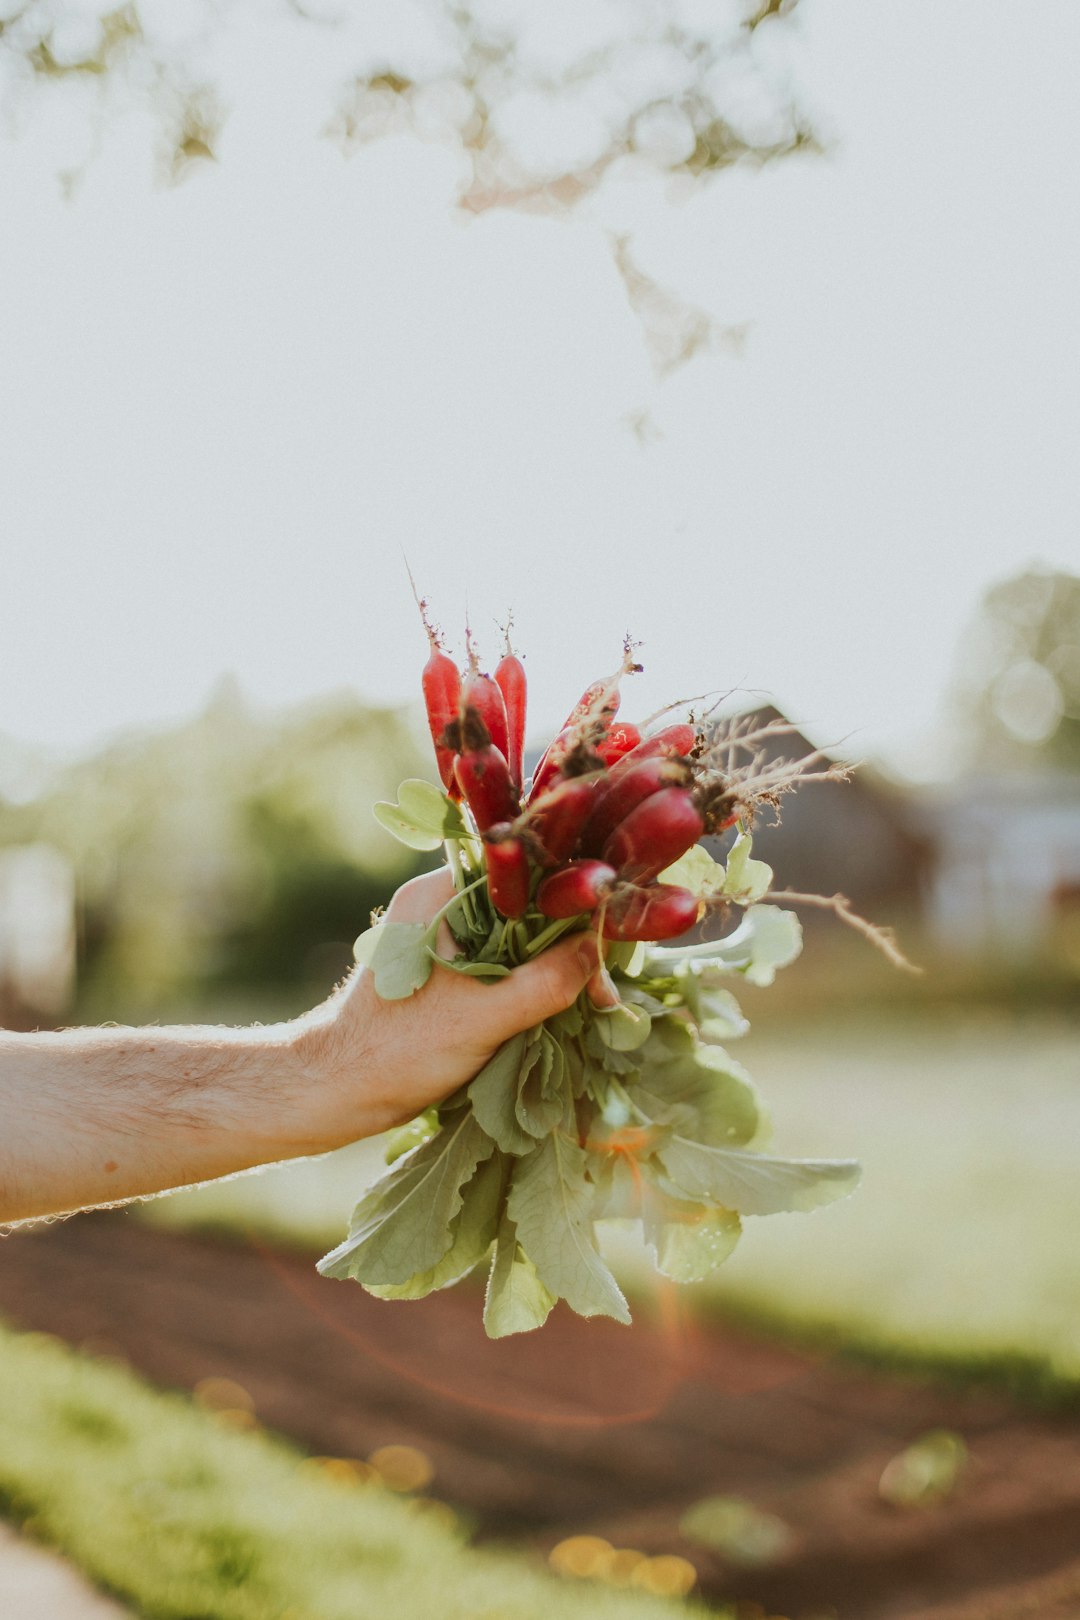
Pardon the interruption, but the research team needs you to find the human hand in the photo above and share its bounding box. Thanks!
[293,868,617,1153]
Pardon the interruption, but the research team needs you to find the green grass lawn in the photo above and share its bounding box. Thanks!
[687,1009,1080,1391]
[0,1322,709,1620]
[141,1010,1080,1391]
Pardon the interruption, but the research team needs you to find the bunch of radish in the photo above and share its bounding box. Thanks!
[317,610,863,1338]
[422,622,744,950]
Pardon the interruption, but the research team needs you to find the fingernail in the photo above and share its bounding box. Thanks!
[588,966,620,1009]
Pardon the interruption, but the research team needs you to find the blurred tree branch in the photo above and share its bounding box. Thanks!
[1,0,816,200]
[1,0,819,369]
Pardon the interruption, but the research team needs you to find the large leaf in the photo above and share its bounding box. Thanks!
[373,779,467,850]
[353,920,435,1000]
[628,1041,762,1148]
[316,1112,494,1285]
[508,1135,630,1324]
[367,1151,505,1301]
[483,1210,557,1338]
[642,1189,742,1282]
[657,1137,861,1216]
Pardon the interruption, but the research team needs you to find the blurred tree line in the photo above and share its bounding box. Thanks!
[952,566,1080,773]
[0,681,433,1019]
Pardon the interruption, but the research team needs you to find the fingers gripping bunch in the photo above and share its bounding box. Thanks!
[318,611,861,1337]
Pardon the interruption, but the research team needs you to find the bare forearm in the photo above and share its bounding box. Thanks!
[0,1019,330,1223]
[0,872,606,1226]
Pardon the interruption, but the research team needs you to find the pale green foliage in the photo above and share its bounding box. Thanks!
[508,1135,631,1324]
[484,1212,557,1338]
[374,780,468,851]
[367,1152,504,1300]
[649,903,803,987]
[643,1192,742,1284]
[353,920,436,1000]
[659,843,728,898]
[656,1137,860,1216]
[721,831,773,904]
[320,775,854,1335]
[317,1113,492,1285]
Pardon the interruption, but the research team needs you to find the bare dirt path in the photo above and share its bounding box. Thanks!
[2,1211,1080,1620]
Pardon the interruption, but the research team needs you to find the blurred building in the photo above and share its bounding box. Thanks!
[925,774,1080,958]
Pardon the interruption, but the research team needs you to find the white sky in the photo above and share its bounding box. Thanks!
[1,0,1079,779]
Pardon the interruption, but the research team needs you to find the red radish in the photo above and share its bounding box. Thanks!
[494,652,527,792]
[421,648,462,799]
[462,669,509,764]
[602,786,704,884]
[597,882,701,941]
[561,678,620,732]
[527,727,575,802]
[454,717,520,832]
[608,723,697,779]
[523,776,597,866]
[597,722,641,766]
[484,827,530,918]
[536,860,618,919]
[579,755,692,858]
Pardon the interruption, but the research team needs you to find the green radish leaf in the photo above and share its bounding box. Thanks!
[429,951,512,979]
[384,1108,439,1165]
[660,843,727,899]
[722,831,774,905]
[367,1151,505,1301]
[468,1033,537,1156]
[592,999,653,1051]
[316,1112,493,1285]
[515,1030,567,1139]
[372,806,443,851]
[483,1210,557,1338]
[656,1137,861,1216]
[547,1003,585,1040]
[507,1135,630,1324]
[397,778,468,836]
[642,1187,742,1282]
[604,939,648,977]
[373,779,467,850]
[647,904,803,987]
[353,921,435,1000]
[628,1041,762,1149]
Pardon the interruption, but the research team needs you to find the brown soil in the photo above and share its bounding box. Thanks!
[2,1211,1080,1620]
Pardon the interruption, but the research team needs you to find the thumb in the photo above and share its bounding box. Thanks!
[482,933,604,1041]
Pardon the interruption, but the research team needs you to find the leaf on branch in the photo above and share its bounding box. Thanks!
[508,1134,630,1324]
[316,1113,493,1285]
